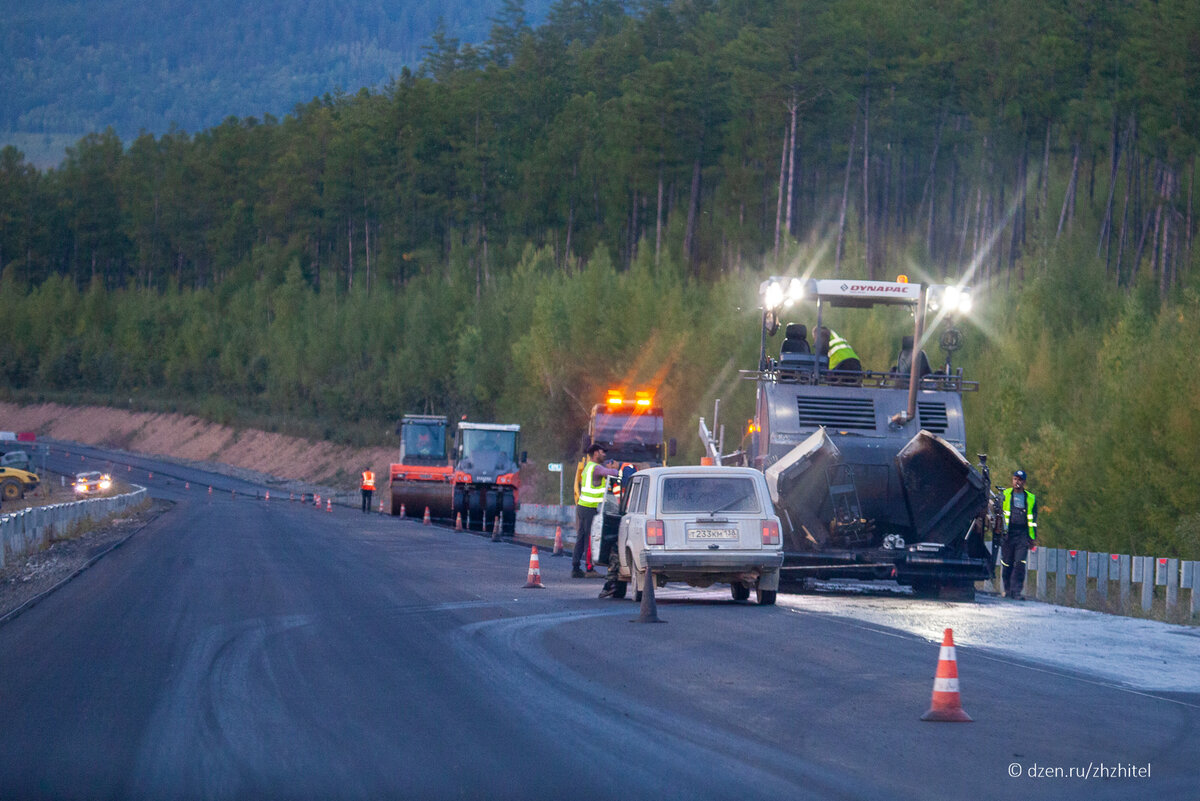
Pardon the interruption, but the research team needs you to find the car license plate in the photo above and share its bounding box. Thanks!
[688,527,738,540]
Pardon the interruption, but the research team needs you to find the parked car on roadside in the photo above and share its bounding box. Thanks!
[0,465,41,501]
[73,471,113,496]
[613,465,784,605]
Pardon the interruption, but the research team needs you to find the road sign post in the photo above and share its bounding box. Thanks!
[548,462,563,507]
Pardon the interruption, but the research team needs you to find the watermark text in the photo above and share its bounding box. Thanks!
[1008,762,1151,780]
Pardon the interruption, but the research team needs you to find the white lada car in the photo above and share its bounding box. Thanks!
[614,466,784,605]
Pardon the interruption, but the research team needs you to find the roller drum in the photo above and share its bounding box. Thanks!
[390,480,454,520]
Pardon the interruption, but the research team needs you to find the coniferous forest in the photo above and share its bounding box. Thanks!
[1,0,1199,557]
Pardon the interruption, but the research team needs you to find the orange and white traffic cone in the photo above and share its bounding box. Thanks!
[327,498,333,512]
[523,546,545,589]
[921,628,973,722]
[455,512,463,530]
[208,486,213,495]
[379,499,384,514]
[185,481,190,490]
[423,506,432,525]
[552,525,564,557]
[399,503,406,518]
[265,491,270,502]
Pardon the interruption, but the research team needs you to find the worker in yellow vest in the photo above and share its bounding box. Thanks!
[1000,469,1038,599]
[573,444,619,578]
[361,467,376,513]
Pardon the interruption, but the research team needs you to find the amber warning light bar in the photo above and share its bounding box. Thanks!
[606,389,655,407]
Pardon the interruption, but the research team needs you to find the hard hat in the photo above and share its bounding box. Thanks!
[1013,469,1027,480]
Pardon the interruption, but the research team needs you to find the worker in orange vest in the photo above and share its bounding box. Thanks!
[361,467,376,513]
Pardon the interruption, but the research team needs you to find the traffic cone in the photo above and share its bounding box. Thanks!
[921,628,973,722]
[423,506,431,525]
[208,485,213,495]
[315,494,321,508]
[379,499,384,514]
[265,491,270,501]
[455,512,463,530]
[552,525,564,556]
[327,498,333,512]
[399,503,406,518]
[633,568,664,623]
[523,547,545,588]
[185,481,190,490]
[148,472,153,479]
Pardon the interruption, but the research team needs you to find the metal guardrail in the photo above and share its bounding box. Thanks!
[517,507,1200,619]
[515,503,575,543]
[1014,545,1200,618]
[0,487,148,569]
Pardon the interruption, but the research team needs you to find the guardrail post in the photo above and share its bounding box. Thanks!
[1165,558,1179,616]
[1075,551,1089,606]
[1035,547,1048,600]
[1188,562,1200,619]
[1059,550,1067,593]
[1096,552,1109,602]
[1141,556,1155,612]
[1117,554,1131,612]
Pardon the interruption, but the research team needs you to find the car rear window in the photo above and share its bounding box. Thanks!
[659,476,762,514]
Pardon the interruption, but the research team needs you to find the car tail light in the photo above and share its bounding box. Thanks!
[761,519,780,546]
[645,519,664,546]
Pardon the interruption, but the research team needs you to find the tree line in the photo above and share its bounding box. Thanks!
[1,0,1196,294]
[2,0,552,140]
[1,0,1199,557]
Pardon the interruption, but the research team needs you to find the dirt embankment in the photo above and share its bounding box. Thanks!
[0,402,396,491]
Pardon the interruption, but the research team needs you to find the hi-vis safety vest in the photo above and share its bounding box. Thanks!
[1002,488,1037,539]
[827,331,859,370]
[361,470,376,490]
[578,461,607,508]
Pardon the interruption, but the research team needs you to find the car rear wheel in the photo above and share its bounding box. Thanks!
[756,588,777,606]
[1,479,22,501]
[730,581,751,602]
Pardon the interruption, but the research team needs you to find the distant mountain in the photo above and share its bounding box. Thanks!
[1,0,550,166]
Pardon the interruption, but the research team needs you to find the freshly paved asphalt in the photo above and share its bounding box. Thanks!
[0,445,1195,800]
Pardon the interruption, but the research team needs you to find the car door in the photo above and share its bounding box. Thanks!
[618,474,648,576]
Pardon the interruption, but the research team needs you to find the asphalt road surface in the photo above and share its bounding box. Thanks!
[0,445,1196,800]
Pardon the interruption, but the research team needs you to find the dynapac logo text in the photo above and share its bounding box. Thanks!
[842,283,909,293]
